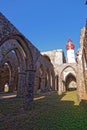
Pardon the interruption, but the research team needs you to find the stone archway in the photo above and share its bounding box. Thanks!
[0,34,35,108]
[0,49,19,93]
[58,64,77,94]
[65,73,77,91]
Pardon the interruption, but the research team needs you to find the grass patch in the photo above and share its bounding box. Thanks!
[0,91,87,130]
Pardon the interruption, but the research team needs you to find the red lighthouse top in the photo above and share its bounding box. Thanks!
[66,39,75,50]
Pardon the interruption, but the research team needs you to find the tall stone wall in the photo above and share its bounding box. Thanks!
[41,49,66,69]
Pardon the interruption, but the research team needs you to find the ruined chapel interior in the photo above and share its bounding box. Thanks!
[0,12,87,107]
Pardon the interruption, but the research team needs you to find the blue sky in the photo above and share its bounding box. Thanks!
[0,0,87,56]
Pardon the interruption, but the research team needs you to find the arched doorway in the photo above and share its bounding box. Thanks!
[59,65,77,94]
[65,73,77,91]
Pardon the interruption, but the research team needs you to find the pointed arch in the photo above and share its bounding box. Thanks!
[65,73,77,90]
[0,34,34,69]
[0,34,35,99]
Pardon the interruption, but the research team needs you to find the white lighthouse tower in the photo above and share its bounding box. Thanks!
[66,39,76,63]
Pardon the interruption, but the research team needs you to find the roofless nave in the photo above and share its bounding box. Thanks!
[0,12,87,108]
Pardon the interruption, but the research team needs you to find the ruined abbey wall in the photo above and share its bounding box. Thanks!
[0,12,87,108]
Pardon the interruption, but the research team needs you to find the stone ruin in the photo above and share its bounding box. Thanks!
[0,12,87,108]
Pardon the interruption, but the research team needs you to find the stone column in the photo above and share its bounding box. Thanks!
[24,69,35,109]
[58,75,62,95]
[40,77,45,92]
[62,80,66,92]
[17,72,26,97]
[9,75,14,92]
[33,75,38,94]
[47,73,51,90]
[55,75,59,91]
[48,73,51,90]
[52,76,55,90]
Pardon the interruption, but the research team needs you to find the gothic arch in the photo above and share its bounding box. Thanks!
[1,52,19,92]
[34,53,55,93]
[0,34,34,69]
[0,34,35,103]
[58,65,77,94]
[61,65,76,75]
[65,73,77,91]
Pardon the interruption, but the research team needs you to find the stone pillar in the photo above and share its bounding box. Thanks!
[47,73,51,90]
[40,77,46,92]
[24,69,35,109]
[14,72,18,91]
[33,75,38,94]
[62,80,66,92]
[9,75,14,92]
[52,76,55,90]
[17,72,26,97]
[55,75,58,91]
[58,75,62,95]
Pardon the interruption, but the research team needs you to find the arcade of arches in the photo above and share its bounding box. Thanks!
[0,13,87,108]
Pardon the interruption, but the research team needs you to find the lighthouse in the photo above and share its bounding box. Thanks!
[66,39,76,63]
